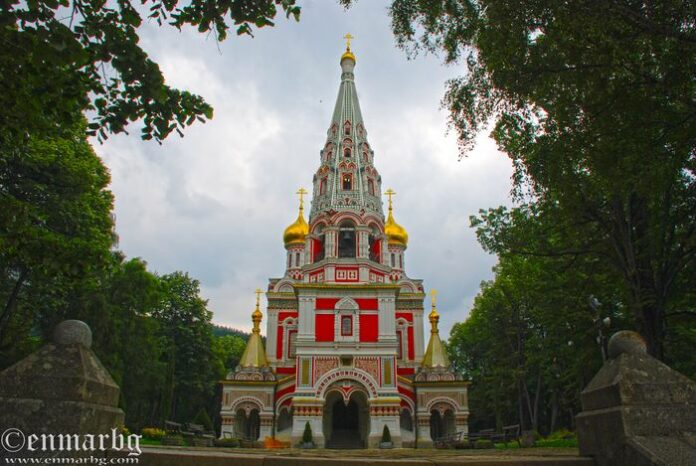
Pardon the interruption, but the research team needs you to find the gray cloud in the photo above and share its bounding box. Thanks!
[94,1,513,337]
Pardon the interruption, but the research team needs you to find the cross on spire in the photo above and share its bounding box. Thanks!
[384,188,396,211]
[296,187,308,209]
[255,288,263,306]
[344,33,354,51]
[430,289,438,309]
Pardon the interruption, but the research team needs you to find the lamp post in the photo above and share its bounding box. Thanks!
[588,295,611,361]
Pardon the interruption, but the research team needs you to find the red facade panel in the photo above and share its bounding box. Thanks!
[315,298,339,310]
[359,314,378,342]
[354,298,378,310]
[408,325,415,359]
[276,328,283,359]
[315,314,334,341]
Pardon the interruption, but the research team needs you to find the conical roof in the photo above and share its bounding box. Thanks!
[422,291,450,368]
[238,290,269,369]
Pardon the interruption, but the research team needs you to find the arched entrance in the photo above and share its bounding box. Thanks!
[323,389,369,448]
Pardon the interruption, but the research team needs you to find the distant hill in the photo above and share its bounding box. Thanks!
[212,324,250,340]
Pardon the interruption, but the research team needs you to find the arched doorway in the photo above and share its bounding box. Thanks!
[235,408,260,440]
[323,389,369,449]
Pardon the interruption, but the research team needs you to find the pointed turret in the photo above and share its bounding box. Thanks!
[238,289,269,368]
[421,290,450,369]
[310,35,384,220]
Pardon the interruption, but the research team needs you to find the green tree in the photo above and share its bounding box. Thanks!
[369,0,696,358]
[0,120,114,356]
[214,334,248,372]
[153,271,222,422]
[2,0,301,144]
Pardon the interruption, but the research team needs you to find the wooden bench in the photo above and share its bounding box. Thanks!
[186,423,215,446]
[433,431,464,448]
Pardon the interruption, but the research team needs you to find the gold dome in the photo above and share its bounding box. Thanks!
[384,188,408,247]
[283,188,309,247]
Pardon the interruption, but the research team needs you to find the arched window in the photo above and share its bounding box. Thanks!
[400,409,413,432]
[342,173,352,190]
[344,120,351,135]
[368,179,375,195]
[338,221,356,258]
[313,234,325,263]
[320,177,327,195]
[369,229,381,263]
[341,315,353,336]
[295,252,301,267]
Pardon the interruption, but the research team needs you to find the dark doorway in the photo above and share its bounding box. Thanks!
[327,399,362,449]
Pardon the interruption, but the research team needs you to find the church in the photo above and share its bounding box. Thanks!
[220,38,468,448]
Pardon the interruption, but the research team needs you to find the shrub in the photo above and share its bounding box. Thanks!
[118,426,131,437]
[381,425,391,443]
[302,422,313,444]
[214,437,240,448]
[474,439,494,449]
[454,440,472,449]
[141,428,165,441]
[192,408,214,431]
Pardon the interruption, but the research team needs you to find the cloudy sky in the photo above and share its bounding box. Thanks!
[94,0,514,337]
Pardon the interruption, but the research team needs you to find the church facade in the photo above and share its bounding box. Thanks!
[220,41,468,448]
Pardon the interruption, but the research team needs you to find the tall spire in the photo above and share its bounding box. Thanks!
[238,289,269,368]
[309,36,383,220]
[422,289,450,368]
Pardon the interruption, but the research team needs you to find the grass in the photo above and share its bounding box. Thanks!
[140,438,163,446]
[494,438,578,449]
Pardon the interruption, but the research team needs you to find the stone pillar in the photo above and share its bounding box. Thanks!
[416,417,433,447]
[0,320,125,457]
[576,330,696,466]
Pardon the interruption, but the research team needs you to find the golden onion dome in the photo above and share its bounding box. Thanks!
[384,188,408,247]
[283,188,309,247]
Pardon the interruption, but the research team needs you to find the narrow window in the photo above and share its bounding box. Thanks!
[399,254,403,269]
[369,235,380,263]
[287,254,291,268]
[342,174,352,190]
[289,331,297,358]
[320,178,327,195]
[344,121,351,135]
[368,179,375,195]
[341,315,353,336]
[313,235,325,262]
[295,252,300,267]
[391,253,395,267]
[344,147,351,158]
[397,330,403,359]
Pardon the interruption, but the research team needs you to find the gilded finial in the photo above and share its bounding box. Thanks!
[429,289,440,334]
[251,288,263,333]
[341,33,356,63]
[296,187,307,210]
[344,33,354,51]
[385,188,396,211]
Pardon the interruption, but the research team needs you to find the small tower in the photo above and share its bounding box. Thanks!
[220,290,276,442]
[413,290,469,446]
[283,188,309,280]
[384,188,408,280]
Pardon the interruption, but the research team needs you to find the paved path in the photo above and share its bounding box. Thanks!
[118,446,594,466]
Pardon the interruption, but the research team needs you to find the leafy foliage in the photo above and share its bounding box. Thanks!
[371,0,696,358]
[1,0,301,144]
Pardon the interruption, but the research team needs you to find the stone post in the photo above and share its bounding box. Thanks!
[576,330,696,466]
[0,320,125,457]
